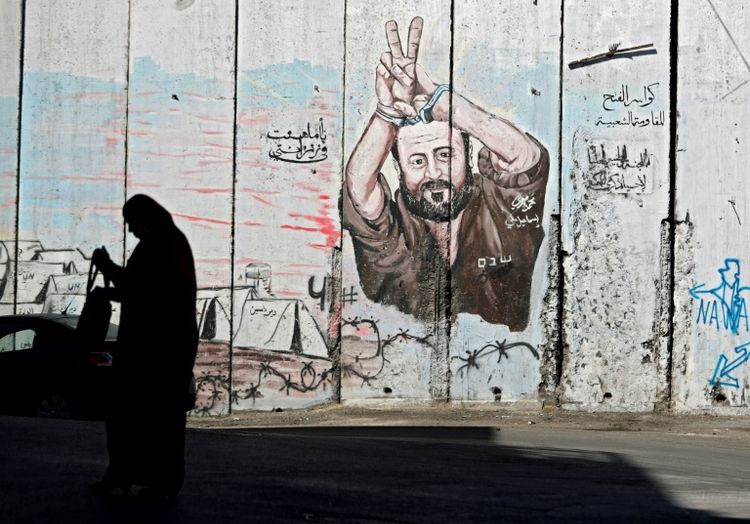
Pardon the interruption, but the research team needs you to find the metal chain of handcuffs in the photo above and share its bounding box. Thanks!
[375,84,450,127]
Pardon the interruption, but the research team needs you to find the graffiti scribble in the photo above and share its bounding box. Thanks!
[690,258,750,335]
[710,341,750,389]
[341,317,431,386]
[452,339,539,379]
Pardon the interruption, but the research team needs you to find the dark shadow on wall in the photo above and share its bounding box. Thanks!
[0,417,741,524]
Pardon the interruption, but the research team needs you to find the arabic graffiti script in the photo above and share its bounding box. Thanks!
[601,83,659,111]
[505,193,540,229]
[267,118,328,163]
[690,258,750,335]
[587,143,652,193]
[595,82,665,129]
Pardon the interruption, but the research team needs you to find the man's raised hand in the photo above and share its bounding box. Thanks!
[375,17,423,117]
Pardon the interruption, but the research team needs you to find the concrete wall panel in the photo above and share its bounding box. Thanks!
[449,0,561,404]
[341,1,451,403]
[232,0,344,410]
[0,1,22,314]
[560,0,671,411]
[673,0,750,412]
[17,0,129,316]
[127,0,236,415]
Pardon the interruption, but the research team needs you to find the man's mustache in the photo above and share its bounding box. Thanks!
[419,179,453,193]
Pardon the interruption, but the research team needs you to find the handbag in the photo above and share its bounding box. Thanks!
[76,260,113,343]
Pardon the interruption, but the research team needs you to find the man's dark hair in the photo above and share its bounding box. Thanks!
[390,130,472,168]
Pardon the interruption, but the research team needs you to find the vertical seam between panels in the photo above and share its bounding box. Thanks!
[13,0,27,315]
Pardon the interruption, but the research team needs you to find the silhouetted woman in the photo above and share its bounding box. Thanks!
[91,194,198,499]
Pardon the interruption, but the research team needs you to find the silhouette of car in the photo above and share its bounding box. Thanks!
[0,314,119,419]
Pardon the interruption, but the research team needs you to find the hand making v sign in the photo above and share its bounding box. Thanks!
[376,17,423,118]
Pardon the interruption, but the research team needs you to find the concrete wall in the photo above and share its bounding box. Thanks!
[0,0,747,414]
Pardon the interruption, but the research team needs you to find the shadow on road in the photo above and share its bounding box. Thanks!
[0,417,739,523]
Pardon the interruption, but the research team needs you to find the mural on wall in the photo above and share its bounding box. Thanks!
[343,17,549,331]
[0,238,335,415]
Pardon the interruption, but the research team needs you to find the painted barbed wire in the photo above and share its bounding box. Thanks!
[192,359,335,413]
[452,339,539,378]
[232,359,336,406]
[341,317,431,385]
[192,317,431,413]
[192,372,231,416]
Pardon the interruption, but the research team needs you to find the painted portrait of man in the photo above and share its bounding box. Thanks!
[343,17,548,331]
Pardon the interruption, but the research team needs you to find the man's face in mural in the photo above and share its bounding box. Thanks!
[394,121,474,222]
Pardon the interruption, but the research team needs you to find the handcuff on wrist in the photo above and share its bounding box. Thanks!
[375,84,450,127]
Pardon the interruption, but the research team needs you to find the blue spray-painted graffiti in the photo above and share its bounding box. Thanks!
[690,259,750,335]
[710,341,750,389]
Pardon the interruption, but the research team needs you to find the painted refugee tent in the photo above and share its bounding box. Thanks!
[197,285,328,359]
[196,287,242,343]
[233,298,328,359]
[0,243,12,314]
[29,248,88,275]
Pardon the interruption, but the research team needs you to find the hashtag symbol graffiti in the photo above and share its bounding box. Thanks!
[342,286,359,305]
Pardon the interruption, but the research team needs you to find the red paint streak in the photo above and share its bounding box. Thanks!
[274,290,303,297]
[239,189,281,196]
[95,204,125,212]
[104,136,119,146]
[60,175,122,183]
[128,131,150,137]
[182,170,210,175]
[280,225,319,233]
[206,142,234,150]
[237,112,272,126]
[55,92,125,102]
[127,182,161,188]
[237,221,264,228]
[241,145,262,152]
[201,131,226,136]
[197,160,233,168]
[133,91,161,98]
[182,187,232,195]
[0,149,16,155]
[294,181,321,193]
[172,213,232,226]
[235,257,261,264]
[250,194,278,208]
[194,115,234,125]
[1,170,15,179]
[280,196,340,250]
[195,258,231,264]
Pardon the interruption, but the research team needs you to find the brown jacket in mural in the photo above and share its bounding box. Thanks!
[344,138,549,331]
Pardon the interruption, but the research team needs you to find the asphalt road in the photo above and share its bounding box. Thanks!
[0,416,747,523]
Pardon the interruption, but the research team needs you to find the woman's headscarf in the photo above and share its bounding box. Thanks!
[123,194,176,237]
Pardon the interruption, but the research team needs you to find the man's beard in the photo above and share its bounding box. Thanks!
[399,171,475,222]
